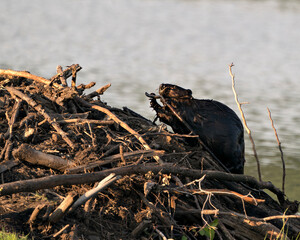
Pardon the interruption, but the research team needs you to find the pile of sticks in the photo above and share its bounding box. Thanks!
[0,65,299,239]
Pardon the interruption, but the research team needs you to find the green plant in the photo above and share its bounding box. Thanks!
[0,228,28,240]
[199,219,219,240]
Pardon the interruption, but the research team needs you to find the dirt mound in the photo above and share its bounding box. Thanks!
[0,65,299,239]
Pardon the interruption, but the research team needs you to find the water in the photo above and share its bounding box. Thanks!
[1,0,299,201]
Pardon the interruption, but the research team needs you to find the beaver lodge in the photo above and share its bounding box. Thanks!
[0,64,299,240]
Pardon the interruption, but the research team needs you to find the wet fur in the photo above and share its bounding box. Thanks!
[150,83,245,174]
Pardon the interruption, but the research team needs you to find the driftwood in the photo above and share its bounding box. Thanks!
[0,65,299,240]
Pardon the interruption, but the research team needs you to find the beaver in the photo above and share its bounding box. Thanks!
[149,83,245,174]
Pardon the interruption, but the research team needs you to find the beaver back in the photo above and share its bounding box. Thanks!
[154,84,245,174]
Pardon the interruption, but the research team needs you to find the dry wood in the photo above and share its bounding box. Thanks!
[57,118,114,125]
[131,219,152,238]
[13,144,76,171]
[1,65,299,239]
[175,208,300,222]
[5,86,75,149]
[68,173,120,212]
[137,191,174,227]
[85,83,112,99]
[75,96,164,164]
[49,192,77,223]
[28,204,46,225]
[49,64,82,86]
[162,186,265,205]
[0,163,283,200]
[67,149,165,173]
[55,65,68,87]
[53,224,70,238]
[0,68,62,89]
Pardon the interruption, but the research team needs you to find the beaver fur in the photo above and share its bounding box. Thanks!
[150,83,245,174]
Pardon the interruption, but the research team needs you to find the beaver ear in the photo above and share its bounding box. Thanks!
[187,89,192,96]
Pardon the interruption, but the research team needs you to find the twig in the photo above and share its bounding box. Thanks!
[71,64,80,89]
[53,224,70,238]
[75,96,163,164]
[56,65,68,87]
[49,64,82,87]
[154,226,168,240]
[267,107,285,194]
[176,208,300,222]
[85,83,111,99]
[229,63,262,181]
[5,86,75,149]
[57,119,114,125]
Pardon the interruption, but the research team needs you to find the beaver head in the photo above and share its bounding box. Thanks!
[159,84,193,99]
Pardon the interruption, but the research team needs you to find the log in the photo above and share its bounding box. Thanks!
[13,144,76,172]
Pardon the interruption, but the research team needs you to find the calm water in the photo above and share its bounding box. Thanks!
[1,0,300,200]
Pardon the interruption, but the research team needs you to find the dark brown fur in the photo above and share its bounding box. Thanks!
[150,83,245,174]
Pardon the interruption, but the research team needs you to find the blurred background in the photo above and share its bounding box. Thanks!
[1,0,299,200]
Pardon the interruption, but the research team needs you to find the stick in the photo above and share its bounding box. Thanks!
[85,83,111,99]
[68,173,120,212]
[71,64,80,89]
[75,96,163,164]
[175,208,300,222]
[49,192,76,223]
[5,86,75,149]
[67,149,165,173]
[163,187,264,205]
[0,163,284,200]
[56,65,68,87]
[49,64,82,86]
[229,63,262,181]
[57,119,114,126]
[0,69,62,89]
[267,108,285,194]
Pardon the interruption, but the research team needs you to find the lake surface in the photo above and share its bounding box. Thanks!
[1,0,299,201]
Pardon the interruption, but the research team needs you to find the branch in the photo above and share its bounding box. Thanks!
[229,63,262,181]
[67,149,165,173]
[5,86,75,149]
[164,187,265,205]
[0,163,283,199]
[0,69,62,89]
[75,96,163,164]
[267,108,285,194]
